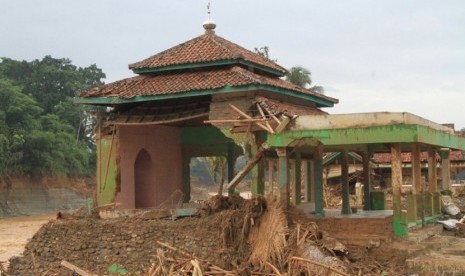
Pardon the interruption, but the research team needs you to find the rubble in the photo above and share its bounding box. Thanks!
[7,195,454,275]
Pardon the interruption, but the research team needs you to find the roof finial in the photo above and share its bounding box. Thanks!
[203,1,216,34]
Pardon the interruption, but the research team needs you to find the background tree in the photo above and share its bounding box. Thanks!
[286,65,325,94]
[0,56,106,177]
[254,46,277,62]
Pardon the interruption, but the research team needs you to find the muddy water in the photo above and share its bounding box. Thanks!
[0,215,54,269]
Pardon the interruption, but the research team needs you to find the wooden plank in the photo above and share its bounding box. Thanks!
[114,112,208,125]
[229,104,272,133]
[61,260,97,276]
[256,103,275,133]
[260,103,281,124]
[204,118,267,123]
[275,115,290,134]
[227,145,267,193]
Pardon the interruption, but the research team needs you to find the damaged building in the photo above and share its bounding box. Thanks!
[75,20,465,238]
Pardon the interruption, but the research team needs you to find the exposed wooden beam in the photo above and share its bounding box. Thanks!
[229,104,272,133]
[204,118,267,124]
[114,112,208,125]
[256,103,275,133]
[260,103,281,124]
[227,144,267,193]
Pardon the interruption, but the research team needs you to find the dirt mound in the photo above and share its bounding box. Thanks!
[7,196,411,275]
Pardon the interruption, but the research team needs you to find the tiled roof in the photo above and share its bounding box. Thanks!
[373,151,465,163]
[81,66,338,104]
[128,32,287,75]
[255,96,327,117]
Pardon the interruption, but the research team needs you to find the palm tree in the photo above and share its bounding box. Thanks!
[286,66,325,94]
[285,66,312,88]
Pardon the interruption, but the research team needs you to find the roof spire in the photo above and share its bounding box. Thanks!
[203,1,216,34]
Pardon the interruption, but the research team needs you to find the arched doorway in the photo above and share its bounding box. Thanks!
[134,149,154,208]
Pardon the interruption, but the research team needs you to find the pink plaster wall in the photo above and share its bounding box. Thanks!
[115,125,182,209]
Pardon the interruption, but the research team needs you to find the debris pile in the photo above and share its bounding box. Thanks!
[6,195,399,275]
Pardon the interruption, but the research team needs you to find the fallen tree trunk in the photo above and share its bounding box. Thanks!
[227,144,268,194]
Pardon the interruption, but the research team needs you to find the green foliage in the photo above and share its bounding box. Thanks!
[0,56,105,177]
[286,65,325,93]
[286,66,312,88]
[253,46,277,62]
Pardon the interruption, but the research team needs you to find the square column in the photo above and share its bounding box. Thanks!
[411,144,422,194]
[267,159,275,195]
[292,150,302,205]
[428,148,438,192]
[439,148,451,191]
[181,155,191,203]
[341,149,350,215]
[303,160,314,203]
[251,135,265,197]
[313,147,325,218]
[409,143,421,222]
[391,143,408,237]
[276,148,290,205]
[361,150,372,210]
[428,148,440,216]
[227,144,236,183]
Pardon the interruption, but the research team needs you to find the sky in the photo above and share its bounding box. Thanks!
[1,1,464,129]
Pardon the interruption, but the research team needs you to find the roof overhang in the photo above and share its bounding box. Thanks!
[73,84,337,108]
[267,112,465,152]
[132,59,286,78]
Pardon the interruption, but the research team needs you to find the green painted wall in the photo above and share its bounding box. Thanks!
[97,136,119,206]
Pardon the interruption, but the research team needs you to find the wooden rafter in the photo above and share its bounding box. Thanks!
[228,104,272,133]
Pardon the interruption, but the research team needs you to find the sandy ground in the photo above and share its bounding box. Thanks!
[0,215,55,269]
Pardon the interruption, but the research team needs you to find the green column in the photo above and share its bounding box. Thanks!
[341,150,350,215]
[276,148,289,205]
[181,155,191,203]
[410,144,421,222]
[314,147,324,218]
[251,134,265,197]
[362,150,372,210]
[391,143,408,237]
[305,160,313,203]
[292,150,302,205]
[227,143,236,182]
[439,148,451,191]
[428,148,438,192]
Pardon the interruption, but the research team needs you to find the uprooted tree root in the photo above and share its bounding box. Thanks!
[150,196,349,275]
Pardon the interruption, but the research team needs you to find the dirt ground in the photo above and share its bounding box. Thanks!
[0,214,55,269]
[2,196,465,275]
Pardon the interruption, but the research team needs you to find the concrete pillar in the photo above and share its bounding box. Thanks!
[303,160,314,203]
[268,159,274,195]
[410,144,421,222]
[361,150,372,210]
[181,155,191,203]
[428,148,438,192]
[314,147,324,218]
[439,148,451,191]
[411,144,422,194]
[227,144,236,183]
[428,148,440,215]
[341,150,350,215]
[303,160,309,202]
[251,135,265,197]
[276,148,289,205]
[292,150,302,205]
[391,143,407,237]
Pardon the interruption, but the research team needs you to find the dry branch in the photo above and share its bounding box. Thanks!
[60,260,97,276]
